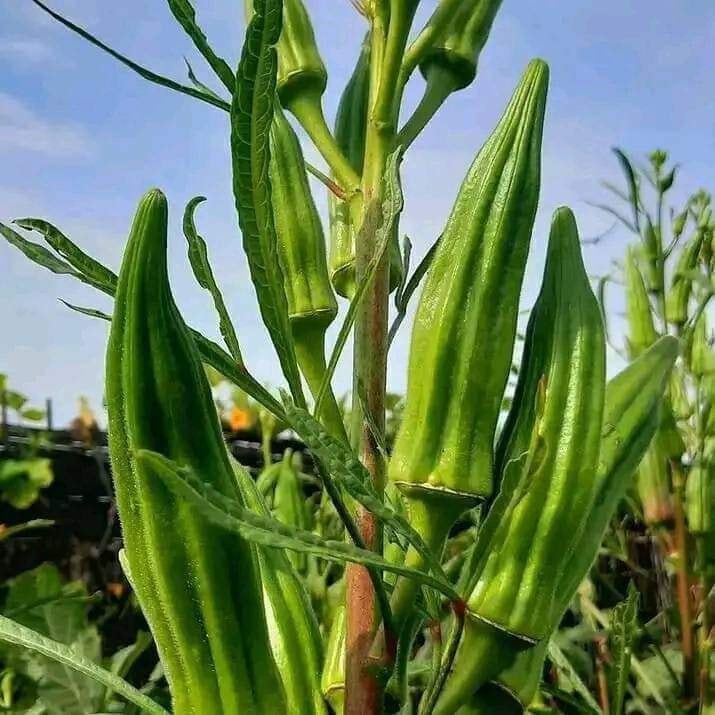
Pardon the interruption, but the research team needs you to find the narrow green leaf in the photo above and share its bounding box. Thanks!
[139,449,458,599]
[59,300,112,322]
[184,57,224,101]
[547,640,601,713]
[29,0,230,112]
[0,222,82,279]
[315,147,405,415]
[231,0,306,407]
[183,196,243,362]
[15,218,117,296]
[609,583,639,715]
[0,615,169,715]
[613,148,641,232]
[388,233,440,347]
[282,396,451,586]
[167,0,235,92]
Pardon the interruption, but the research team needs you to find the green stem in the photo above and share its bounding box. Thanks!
[397,65,459,149]
[286,93,361,193]
[292,323,349,444]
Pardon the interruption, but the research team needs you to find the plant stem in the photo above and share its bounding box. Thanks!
[697,537,713,711]
[345,3,417,712]
[286,94,361,193]
[671,459,697,700]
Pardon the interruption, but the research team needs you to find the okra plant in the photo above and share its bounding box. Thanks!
[600,150,714,708]
[0,1,686,713]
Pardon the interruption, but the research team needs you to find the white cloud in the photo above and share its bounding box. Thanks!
[0,92,94,158]
[0,37,55,64]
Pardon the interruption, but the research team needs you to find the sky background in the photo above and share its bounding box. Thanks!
[2,0,714,426]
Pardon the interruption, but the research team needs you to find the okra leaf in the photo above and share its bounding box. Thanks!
[316,147,405,414]
[231,0,306,408]
[547,640,601,713]
[609,583,639,715]
[183,196,243,363]
[282,396,451,584]
[59,300,112,322]
[184,57,224,101]
[388,233,441,347]
[0,615,169,715]
[140,449,459,600]
[612,148,641,232]
[0,222,82,279]
[166,0,235,92]
[15,218,117,296]
[29,0,230,112]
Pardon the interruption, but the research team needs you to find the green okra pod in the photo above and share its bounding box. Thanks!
[329,34,402,298]
[666,229,704,328]
[624,246,658,358]
[273,450,309,572]
[386,61,548,634]
[275,0,327,110]
[269,102,347,441]
[418,0,503,92]
[321,604,346,715]
[471,336,679,711]
[390,59,548,505]
[233,461,325,715]
[434,207,606,713]
[106,189,284,714]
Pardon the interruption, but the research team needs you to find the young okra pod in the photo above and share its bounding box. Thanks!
[233,461,325,715]
[666,230,705,328]
[386,61,548,633]
[624,246,658,358]
[471,336,679,711]
[390,59,548,506]
[106,190,285,714]
[269,102,347,441]
[434,207,606,714]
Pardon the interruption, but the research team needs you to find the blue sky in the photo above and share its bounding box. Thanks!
[2,1,714,426]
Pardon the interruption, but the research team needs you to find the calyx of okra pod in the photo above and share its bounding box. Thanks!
[106,189,285,714]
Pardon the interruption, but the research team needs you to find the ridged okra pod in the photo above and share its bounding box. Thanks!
[106,189,284,714]
[390,60,548,505]
[666,230,704,328]
[321,604,346,715]
[274,0,326,110]
[418,0,504,93]
[329,34,402,298]
[269,102,346,440]
[273,450,309,572]
[233,461,325,715]
[386,61,548,633]
[434,207,606,713]
[470,336,679,711]
[624,246,658,358]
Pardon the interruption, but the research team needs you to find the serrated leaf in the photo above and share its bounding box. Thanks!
[282,397,450,585]
[183,196,243,362]
[14,218,117,296]
[138,449,458,599]
[316,147,405,414]
[231,0,306,407]
[609,583,639,715]
[0,616,168,715]
[166,0,235,92]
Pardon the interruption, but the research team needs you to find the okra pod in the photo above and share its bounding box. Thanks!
[106,189,284,714]
[434,207,606,713]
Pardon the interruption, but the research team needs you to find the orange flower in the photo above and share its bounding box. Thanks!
[229,407,252,432]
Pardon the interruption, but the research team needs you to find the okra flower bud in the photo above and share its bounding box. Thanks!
[106,190,285,714]
[434,207,606,713]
